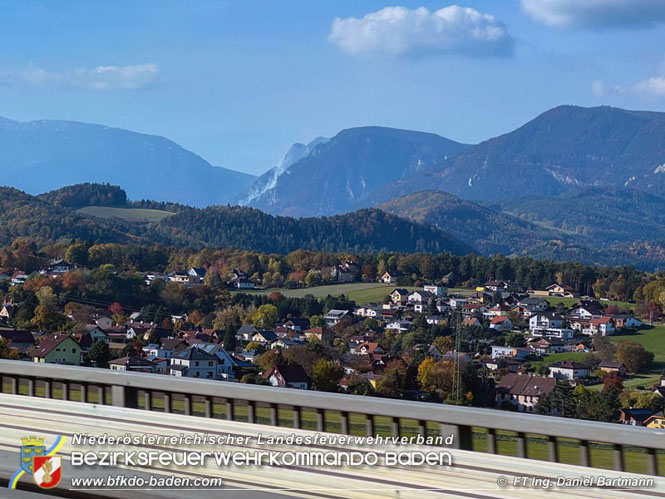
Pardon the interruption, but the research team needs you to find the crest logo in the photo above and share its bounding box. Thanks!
[20,436,45,473]
[9,435,65,490]
[33,456,62,489]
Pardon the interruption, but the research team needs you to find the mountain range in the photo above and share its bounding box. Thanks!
[0,116,255,207]
[244,105,665,215]
[3,105,665,268]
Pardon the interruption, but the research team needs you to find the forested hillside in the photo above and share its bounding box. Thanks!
[1,185,473,255]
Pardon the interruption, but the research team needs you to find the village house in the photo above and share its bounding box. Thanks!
[496,373,556,413]
[511,304,537,320]
[586,316,616,336]
[545,284,577,297]
[517,297,549,312]
[385,319,413,333]
[32,334,82,365]
[380,271,401,284]
[0,302,17,321]
[610,315,643,330]
[548,361,590,381]
[144,338,189,359]
[10,270,28,286]
[192,343,236,380]
[529,313,565,332]
[620,408,653,427]
[109,355,154,373]
[352,342,385,356]
[569,300,604,319]
[0,329,35,353]
[262,364,311,389]
[483,357,520,373]
[599,361,627,377]
[390,288,409,303]
[461,317,481,328]
[645,412,665,429]
[423,284,446,296]
[169,346,218,379]
[527,337,565,354]
[489,316,513,332]
[237,324,260,341]
[324,309,349,327]
[250,330,277,344]
[491,345,529,361]
[303,327,333,343]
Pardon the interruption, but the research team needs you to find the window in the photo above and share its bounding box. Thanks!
[208,361,213,367]
[195,361,199,367]
[72,349,76,353]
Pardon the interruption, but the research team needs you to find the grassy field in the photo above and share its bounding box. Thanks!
[232,283,420,304]
[232,283,476,305]
[3,380,663,475]
[544,296,635,311]
[77,205,174,222]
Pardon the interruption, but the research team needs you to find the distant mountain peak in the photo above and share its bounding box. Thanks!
[0,116,255,207]
[244,126,470,217]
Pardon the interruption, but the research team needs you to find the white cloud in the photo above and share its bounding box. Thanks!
[521,0,665,29]
[329,5,514,57]
[600,57,665,100]
[0,63,160,91]
[591,79,606,97]
[625,77,665,99]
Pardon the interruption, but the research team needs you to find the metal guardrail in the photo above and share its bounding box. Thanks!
[1,360,664,475]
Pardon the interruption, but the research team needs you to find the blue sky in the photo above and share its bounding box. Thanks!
[0,0,664,175]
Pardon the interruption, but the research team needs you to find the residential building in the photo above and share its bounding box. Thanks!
[169,346,218,379]
[262,364,311,389]
[32,334,82,365]
[599,361,627,377]
[496,373,556,413]
[489,316,513,332]
[548,361,590,381]
[109,355,154,373]
[324,309,349,327]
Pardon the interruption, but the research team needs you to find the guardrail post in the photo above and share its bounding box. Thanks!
[316,409,324,432]
[340,411,349,435]
[580,440,591,467]
[547,436,558,462]
[204,397,212,418]
[647,448,658,476]
[80,383,87,403]
[390,417,400,438]
[417,420,427,439]
[441,424,473,451]
[293,407,301,429]
[111,385,137,408]
[163,393,171,413]
[487,428,496,454]
[183,394,192,415]
[26,378,34,397]
[144,390,151,410]
[62,382,69,401]
[8,376,17,394]
[269,404,278,426]
[613,444,624,472]
[96,386,104,405]
[225,400,234,421]
[247,401,255,423]
[516,432,527,458]
[366,415,375,437]
[43,381,51,399]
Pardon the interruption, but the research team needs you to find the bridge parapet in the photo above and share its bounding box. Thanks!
[1,360,663,475]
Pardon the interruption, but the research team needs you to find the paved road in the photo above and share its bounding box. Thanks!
[0,393,663,498]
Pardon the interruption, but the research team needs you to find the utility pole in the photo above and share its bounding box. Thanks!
[452,312,464,404]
